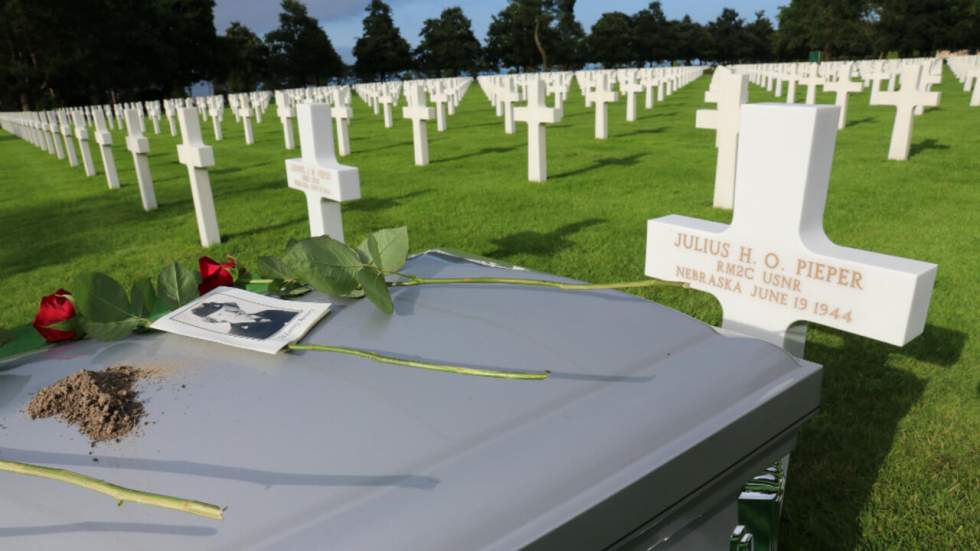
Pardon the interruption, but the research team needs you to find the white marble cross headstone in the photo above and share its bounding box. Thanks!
[871,64,940,161]
[620,73,644,122]
[330,88,352,156]
[277,92,297,150]
[431,84,449,132]
[402,84,435,166]
[286,103,361,241]
[208,98,223,141]
[124,108,158,211]
[822,63,863,129]
[47,112,65,159]
[57,111,79,167]
[591,73,618,140]
[71,111,96,177]
[499,80,521,135]
[239,98,255,145]
[176,107,221,247]
[513,75,562,182]
[799,64,824,105]
[647,104,936,357]
[696,70,748,209]
[165,100,178,136]
[92,108,120,190]
[380,89,396,129]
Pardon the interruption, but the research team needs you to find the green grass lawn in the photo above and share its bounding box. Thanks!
[2,69,978,548]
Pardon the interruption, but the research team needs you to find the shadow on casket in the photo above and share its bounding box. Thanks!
[0,522,217,538]
[0,447,439,490]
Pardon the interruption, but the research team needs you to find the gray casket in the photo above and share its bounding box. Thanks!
[0,251,821,550]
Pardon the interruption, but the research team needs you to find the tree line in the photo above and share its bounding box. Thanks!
[2,0,978,110]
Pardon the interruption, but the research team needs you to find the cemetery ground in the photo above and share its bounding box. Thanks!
[1,71,978,549]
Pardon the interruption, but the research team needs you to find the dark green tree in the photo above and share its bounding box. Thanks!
[706,8,747,64]
[552,0,586,69]
[216,21,269,92]
[774,0,874,60]
[0,0,219,109]
[744,11,775,62]
[587,12,636,67]
[353,0,413,81]
[633,2,673,65]
[872,0,978,55]
[265,0,345,87]
[415,7,482,77]
[484,0,561,71]
[668,15,711,65]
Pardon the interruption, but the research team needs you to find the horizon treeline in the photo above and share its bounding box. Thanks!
[2,0,978,109]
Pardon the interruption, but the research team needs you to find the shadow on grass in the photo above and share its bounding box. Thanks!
[618,126,667,138]
[454,121,501,130]
[847,116,876,127]
[552,153,646,180]
[909,139,949,158]
[353,140,413,155]
[781,323,967,548]
[346,189,431,212]
[222,216,308,243]
[485,218,606,258]
[432,145,519,165]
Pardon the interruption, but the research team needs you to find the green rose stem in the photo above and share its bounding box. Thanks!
[287,343,549,380]
[388,275,690,292]
[0,459,224,520]
[246,276,688,293]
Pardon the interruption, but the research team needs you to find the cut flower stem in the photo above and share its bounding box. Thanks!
[0,459,224,520]
[288,343,550,380]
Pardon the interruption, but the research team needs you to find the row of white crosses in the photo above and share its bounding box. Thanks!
[947,54,980,107]
[275,85,355,156]
[574,67,706,140]
[730,57,945,161]
[0,109,102,183]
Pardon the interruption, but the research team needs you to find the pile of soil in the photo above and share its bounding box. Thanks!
[27,366,146,443]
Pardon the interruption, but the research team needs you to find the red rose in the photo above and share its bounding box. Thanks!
[32,289,78,343]
[198,256,236,295]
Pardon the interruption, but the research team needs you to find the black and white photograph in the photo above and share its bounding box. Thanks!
[151,286,331,354]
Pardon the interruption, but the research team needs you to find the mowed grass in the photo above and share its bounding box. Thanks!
[1,68,978,549]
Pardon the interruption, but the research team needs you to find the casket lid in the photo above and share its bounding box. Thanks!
[0,251,820,550]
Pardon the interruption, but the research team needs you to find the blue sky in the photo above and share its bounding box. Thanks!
[214,1,787,63]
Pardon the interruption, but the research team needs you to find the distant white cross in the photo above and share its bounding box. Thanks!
[46,112,65,159]
[124,108,158,211]
[277,92,297,150]
[871,64,940,161]
[514,75,562,182]
[239,99,255,145]
[696,69,748,209]
[286,103,361,241]
[620,73,644,122]
[331,88,353,156]
[402,84,435,166]
[208,98,224,141]
[822,63,863,129]
[499,80,521,135]
[176,107,221,247]
[380,90,396,128]
[92,108,120,190]
[57,111,79,167]
[591,73,618,140]
[71,111,96,177]
[799,65,824,105]
[431,85,449,132]
[647,103,937,357]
